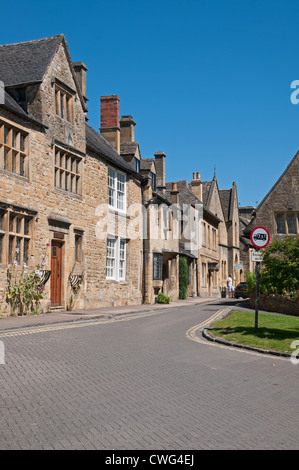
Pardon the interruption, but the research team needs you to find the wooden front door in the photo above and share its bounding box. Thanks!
[51,242,62,306]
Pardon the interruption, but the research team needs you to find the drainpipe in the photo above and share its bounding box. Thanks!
[141,178,149,304]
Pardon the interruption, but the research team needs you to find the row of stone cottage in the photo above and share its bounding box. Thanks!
[0,34,241,314]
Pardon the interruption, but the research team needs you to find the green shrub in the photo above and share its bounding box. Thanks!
[245,270,256,293]
[179,256,188,300]
[157,292,170,304]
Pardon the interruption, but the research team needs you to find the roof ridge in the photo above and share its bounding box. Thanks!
[0,34,64,48]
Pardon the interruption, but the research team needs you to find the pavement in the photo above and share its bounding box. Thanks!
[0,296,218,331]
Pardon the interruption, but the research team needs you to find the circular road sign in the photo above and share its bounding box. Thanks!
[250,226,270,250]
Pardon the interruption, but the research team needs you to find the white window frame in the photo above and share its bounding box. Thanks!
[106,237,127,281]
[108,167,127,213]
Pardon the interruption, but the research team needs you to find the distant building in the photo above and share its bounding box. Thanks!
[253,153,299,240]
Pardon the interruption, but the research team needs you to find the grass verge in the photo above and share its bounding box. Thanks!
[208,309,299,354]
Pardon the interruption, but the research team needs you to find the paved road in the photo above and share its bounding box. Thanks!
[0,299,298,450]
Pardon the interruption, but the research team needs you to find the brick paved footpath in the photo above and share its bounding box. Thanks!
[0,298,298,450]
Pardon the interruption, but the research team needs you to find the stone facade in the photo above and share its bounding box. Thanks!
[254,152,299,240]
[0,35,142,315]
[0,33,242,315]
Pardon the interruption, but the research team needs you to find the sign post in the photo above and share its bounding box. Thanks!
[250,226,270,328]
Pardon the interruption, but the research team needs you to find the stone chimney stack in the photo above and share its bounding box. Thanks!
[190,172,203,201]
[170,182,179,204]
[100,95,120,153]
[154,151,166,190]
[120,115,136,143]
[72,62,88,101]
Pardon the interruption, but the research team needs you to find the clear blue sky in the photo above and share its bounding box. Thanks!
[1,0,299,207]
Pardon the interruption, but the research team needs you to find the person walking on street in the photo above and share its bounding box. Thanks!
[227,274,234,298]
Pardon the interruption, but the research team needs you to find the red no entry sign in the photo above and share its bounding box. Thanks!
[250,226,270,250]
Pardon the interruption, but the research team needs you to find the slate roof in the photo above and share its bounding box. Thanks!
[202,181,212,206]
[219,189,232,221]
[0,90,46,127]
[165,180,221,222]
[255,151,299,212]
[120,142,139,156]
[85,123,142,178]
[166,180,203,209]
[0,35,64,87]
[140,158,155,171]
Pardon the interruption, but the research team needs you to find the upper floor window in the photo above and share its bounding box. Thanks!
[275,212,298,235]
[134,157,140,173]
[0,121,28,178]
[55,85,73,123]
[108,168,126,212]
[54,148,82,195]
[151,172,156,191]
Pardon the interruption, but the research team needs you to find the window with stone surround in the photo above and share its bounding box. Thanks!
[0,209,32,265]
[108,168,126,212]
[153,253,163,280]
[106,237,127,281]
[55,85,73,123]
[54,148,82,195]
[0,121,28,178]
[275,212,299,235]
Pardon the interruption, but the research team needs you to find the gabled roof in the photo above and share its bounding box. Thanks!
[140,158,155,172]
[120,142,140,156]
[85,123,142,178]
[255,151,299,212]
[0,35,64,87]
[0,34,87,113]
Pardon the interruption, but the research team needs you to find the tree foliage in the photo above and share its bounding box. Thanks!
[179,256,189,300]
[260,236,299,295]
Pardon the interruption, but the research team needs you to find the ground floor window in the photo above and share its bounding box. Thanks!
[0,209,32,265]
[153,253,163,280]
[106,237,127,281]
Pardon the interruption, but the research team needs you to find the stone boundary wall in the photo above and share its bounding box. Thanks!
[249,293,299,316]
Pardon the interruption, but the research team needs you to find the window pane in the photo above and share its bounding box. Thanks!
[276,214,285,234]
[8,236,14,264]
[24,217,30,235]
[16,217,22,234]
[153,254,163,280]
[9,214,15,232]
[12,130,17,148]
[287,214,296,234]
[20,134,25,152]
[20,155,25,176]
[12,151,17,173]
[4,147,9,170]
[106,238,116,278]
[23,238,29,264]
[16,237,21,264]
[119,240,126,280]
[4,126,9,145]
[0,212,4,230]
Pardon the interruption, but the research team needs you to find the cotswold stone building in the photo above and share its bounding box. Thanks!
[0,35,143,313]
[0,34,241,314]
[253,152,299,240]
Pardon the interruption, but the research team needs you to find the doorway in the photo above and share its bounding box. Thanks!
[51,241,63,306]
